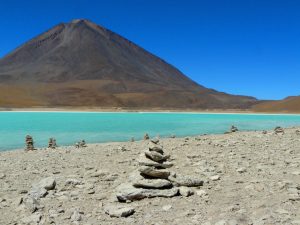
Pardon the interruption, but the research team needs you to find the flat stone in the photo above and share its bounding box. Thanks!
[116,183,179,201]
[133,178,172,189]
[145,150,170,162]
[104,204,135,217]
[169,174,204,187]
[148,143,164,154]
[138,157,173,168]
[139,166,170,179]
[150,138,160,144]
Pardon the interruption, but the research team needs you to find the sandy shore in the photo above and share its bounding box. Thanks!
[0,127,300,224]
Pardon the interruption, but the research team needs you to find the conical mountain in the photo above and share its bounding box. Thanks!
[0,19,257,108]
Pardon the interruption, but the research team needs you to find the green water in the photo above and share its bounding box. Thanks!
[0,112,300,151]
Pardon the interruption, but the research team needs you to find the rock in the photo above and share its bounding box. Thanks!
[65,178,82,186]
[210,175,220,181]
[104,204,135,217]
[196,190,208,197]
[179,186,194,197]
[29,186,48,199]
[148,143,164,154]
[48,137,57,149]
[0,173,6,179]
[145,150,169,162]
[162,204,172,211]
[236,167,247,173]
[37,177,56,190]
[116,183,179,201]
[168,174,204,187]
[21,213,42,224]
[23,196,40,213]
[150,138,160,144]
[138,157,173,168]
[133,178,172,189]
[139,166,170,179]
[71,208,82,222]
[25,135,35,151]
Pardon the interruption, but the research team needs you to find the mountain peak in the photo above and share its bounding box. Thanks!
[0,20,257,109]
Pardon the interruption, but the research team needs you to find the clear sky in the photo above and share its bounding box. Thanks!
[0,0,299,100]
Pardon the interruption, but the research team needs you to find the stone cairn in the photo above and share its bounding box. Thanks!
[274,126,284,134]
[25,135,35,151]
[225,125,239,134]
[115,138,203,202]
[75,140,87,148]
[48,138,57,149]
[143,133,150,140]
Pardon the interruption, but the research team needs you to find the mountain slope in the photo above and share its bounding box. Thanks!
[0,19,257,109]
[253,96,300,113]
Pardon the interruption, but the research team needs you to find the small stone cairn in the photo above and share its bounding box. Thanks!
[225,125,239,134]
[48,138,57,149]
[143,133,150,140]
[115,138,203,202]
[274,126,284,134]
[75,140,87,148]
[25,135,35,151]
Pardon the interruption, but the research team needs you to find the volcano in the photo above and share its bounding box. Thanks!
[0,19,257,109]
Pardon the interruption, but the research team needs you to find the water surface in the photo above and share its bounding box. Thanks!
[1,112,300,151]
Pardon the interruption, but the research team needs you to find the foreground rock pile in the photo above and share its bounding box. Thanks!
[115,138,203,203]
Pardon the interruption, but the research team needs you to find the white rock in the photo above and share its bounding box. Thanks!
[162,204,172,211]
[210,175,220,181]
[179,186,194,197]
[104,204,135,217]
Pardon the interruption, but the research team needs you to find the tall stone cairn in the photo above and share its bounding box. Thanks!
[115,138,204,201]
[25,135,35,151]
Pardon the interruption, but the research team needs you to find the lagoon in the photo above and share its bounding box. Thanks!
[1,112,300,151]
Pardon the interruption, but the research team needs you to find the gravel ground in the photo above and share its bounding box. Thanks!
[0,127,300,225]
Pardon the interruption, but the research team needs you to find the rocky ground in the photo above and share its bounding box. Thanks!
[0,127,300,225]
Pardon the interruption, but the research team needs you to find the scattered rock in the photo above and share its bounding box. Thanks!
[179,186,194,197]
[104,204,135,217]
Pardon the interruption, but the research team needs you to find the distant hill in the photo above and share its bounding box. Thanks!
[0,19,257,109]
[253,96,300,113]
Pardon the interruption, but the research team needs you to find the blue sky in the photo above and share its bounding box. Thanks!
[0,0,299,100]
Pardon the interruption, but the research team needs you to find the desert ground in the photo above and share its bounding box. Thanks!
[0,127,300,225]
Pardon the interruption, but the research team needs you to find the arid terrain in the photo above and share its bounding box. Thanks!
[0,127,300,225]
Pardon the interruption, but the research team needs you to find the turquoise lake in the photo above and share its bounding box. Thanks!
[1,112,300,151]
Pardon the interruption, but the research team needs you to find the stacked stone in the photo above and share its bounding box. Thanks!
[75,140,87,148]
[116,138,178,201]
[25,135,35,151]
[274,126,284,134]
[48,138,57,149]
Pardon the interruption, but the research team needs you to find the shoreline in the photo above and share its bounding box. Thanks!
[1,125,299,154]
[0,106,299,114]
[0,108,300,115]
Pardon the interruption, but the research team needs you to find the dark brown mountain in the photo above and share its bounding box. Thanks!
[253,96,300,113]
[0,19,257,109]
